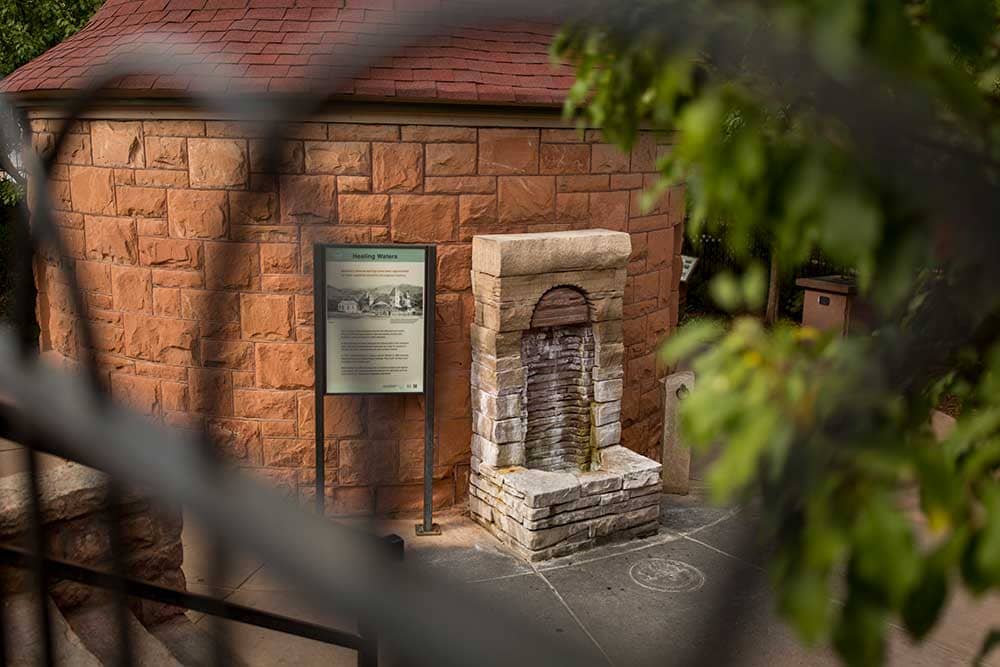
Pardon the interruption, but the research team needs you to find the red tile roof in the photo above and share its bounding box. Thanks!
[0,0,576,105]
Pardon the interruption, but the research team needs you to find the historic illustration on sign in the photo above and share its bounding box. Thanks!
[326,284,424,320]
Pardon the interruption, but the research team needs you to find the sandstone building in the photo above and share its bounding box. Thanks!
[1,0,686,516]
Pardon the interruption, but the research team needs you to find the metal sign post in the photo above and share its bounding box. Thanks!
[313,244,439,535]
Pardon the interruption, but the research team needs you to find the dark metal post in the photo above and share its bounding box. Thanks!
[416,246,440,536]
[313,244,326,516]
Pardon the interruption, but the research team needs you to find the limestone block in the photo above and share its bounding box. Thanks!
[470,323,522,359]
[595,338,626,368]
[472,412,524,444]
[594,422,622,449]
[662,371,695,494]
[591,400,622,427]
[472,229,630,277]
[574,470,622,496]
[600,445,662,489]
[471,360,524,396]
[501,469,581,508]
[509,519,589,551]
[590,296,624,322]
[473,390,522,421]
[592,320,624,346]
[594,378,624,403]
[593,363,625,382]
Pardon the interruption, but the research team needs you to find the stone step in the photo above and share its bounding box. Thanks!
[3,593,102,666]
[66,602,183,667]
[152,616,251,667]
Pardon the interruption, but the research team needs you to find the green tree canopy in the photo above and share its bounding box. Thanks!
[0,0,104,78]
[555,1,1000,665]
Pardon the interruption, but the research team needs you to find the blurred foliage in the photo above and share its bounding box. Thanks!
[556,1,1000,665]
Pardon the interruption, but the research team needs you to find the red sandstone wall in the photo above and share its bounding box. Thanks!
[30,114,685,515]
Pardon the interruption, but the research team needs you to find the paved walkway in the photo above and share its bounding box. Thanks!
[182,485,1000,666]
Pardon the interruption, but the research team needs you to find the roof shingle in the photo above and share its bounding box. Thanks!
[0,0,574,105]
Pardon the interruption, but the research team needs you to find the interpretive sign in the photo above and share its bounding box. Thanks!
[321,245,430,394]
[680,255,699,283]
[312,243,440,534]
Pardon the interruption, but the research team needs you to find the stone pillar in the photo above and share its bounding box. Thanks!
[661,370,694,494]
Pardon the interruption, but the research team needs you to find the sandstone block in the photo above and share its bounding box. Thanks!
[262,438,313,468]
[590,190,630,231]
[337,176,371,193]
[260,243,298,274]
[144,136,187,169]
[401,126,476,142]
[202,340,254,369]
[459,194,497,229]
[207,418,261,463]
[329,123,398,141]
[339,440,396,485]
[280,175,337,224]
[426,143,476,176]
[338,194,390,225]
[116,186,166,218]
[188,138,248,188]
[233,389,296,420]
[372,143,422,192]
[425,176,496,194]
[205,242,259,290]
[540,144,590,174]
[249,140,303,173]
[168,189,228,239]
[138,238,202,269]
[180,289,239,323]
[304,141,369,175]
[143,120,205,136]
[498,176,555,224]
[84,216,136,264]
[479,129,538,174]
[91,121,144,167]
[591,143,630,173]
[472,229,630,277]
[390,195,457,242]
[123,314,198,365]
[111,266,152,312]
[436,244,472,291]
[110,374,160,415]
[70,167,116,215]
[255,343,313,389]
[240,294,294,340]
[189,367,234,416]
[556,192,590,225]
[230,191,277,225]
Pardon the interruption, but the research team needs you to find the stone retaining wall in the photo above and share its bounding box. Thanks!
[0,463,184,624]
[30,111,685,515]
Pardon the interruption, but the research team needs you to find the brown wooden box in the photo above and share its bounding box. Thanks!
[796,275,857,336]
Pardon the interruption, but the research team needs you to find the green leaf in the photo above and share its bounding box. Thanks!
[975,630,1000,666]
[660,319,723,363]
[902,560,949,639]
[709,272,743,311]
[834,591,888,667]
